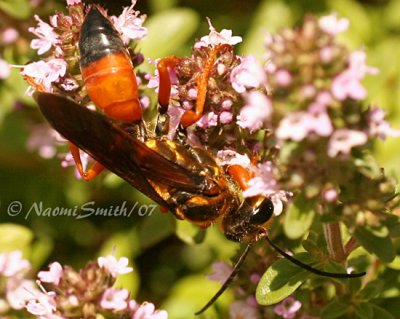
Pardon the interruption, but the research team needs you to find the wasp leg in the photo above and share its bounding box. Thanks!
[157,56,180,114]
[68,141,105,181]
[227,164,251,191]
[180,44,230,128]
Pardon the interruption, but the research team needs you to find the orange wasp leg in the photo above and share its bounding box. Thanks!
[68,141,105,181]
[157,45,230,128]
[157,56,181,113]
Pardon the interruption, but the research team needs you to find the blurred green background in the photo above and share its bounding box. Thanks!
[0,0,399,318]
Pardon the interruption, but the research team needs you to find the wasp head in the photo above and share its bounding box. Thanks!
[222,196,275,242]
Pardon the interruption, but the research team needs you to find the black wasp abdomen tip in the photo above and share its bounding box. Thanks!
[79,6,126,68]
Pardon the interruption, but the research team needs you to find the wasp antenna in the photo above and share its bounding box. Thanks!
[265,235,366,279]
[195,243,252,315]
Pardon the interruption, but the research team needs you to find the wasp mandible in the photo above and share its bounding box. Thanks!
[34,6,365,315]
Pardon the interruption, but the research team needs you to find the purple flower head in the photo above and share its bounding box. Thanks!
[274,296,302,319]
[207,261,233,284]
[195,17,242,48]
[327,129,368,157]
[196,111,219,129]
[38,262,63,285]
[22,59,67,94]
[367,107,400,140]
[111,0,147,44]
[318,13,349,35]
[230,55,266,93]
[276,111,333,142]
[98,255,133,278]
[331,51,378,101]
[229,301,258,319]
[29,15,59,55]
[100,288,129,311]
[237,91,272,132]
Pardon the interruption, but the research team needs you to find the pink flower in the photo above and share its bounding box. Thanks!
[229,301,258,319]
[219,111,233,124]
[207,261,233,284]
[131,302,168,319]
[319,13,349,35]
[98,255,133,277]
[28,15,59,55]
[230,55,266,93]
[216,150,251,168]
[327,129,368,157]
[2,28,19,44]
[276,111,333,141]
[26,291,56,316]
[111,1,147,44]
[323,187,338,203]
[196,111,218,128]
[27,124,64,159]
[66,0,81,5]
[276,112,309,141]
[0,251,30,277]
[331,51,378,101]
[367,107,400,139]
[275,69,292,87]
[22,59,67,93]
[195,18,242,48]
[7,279,39,310]
[100,288,129,311]
[38,262,63,285]
[274,296,302,319]
[237,91,272,132]
[0,58,11,79]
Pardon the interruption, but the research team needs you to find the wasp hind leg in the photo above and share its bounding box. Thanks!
[68,141,105,181]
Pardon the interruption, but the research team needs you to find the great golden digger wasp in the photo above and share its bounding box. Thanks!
[33,6,365,315]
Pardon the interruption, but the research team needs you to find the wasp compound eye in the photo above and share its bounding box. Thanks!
[249,198,274,225]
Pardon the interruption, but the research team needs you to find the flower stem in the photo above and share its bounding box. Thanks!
[323,222,346,263]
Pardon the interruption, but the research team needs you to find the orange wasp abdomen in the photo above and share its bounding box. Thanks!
[79,7,141,123]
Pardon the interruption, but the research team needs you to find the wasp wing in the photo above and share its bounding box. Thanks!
[35,92,204,207]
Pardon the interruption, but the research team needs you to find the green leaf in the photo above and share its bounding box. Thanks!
[256,257,307,305]
[321,297,350,319]
[358,280,384,300]
[355,303,373,319]
[354,226,395,263]
[176,221,206,245]
[0,223,33,252]
[284,195,316,240]
[162,275,232,319]
[0,0,31,19]
[371,304,396,319]
[138,8,200,62]
[137,211,175,250]
[387,255,400,270]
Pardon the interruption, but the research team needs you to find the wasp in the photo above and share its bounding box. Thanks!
[34,6,365,315]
